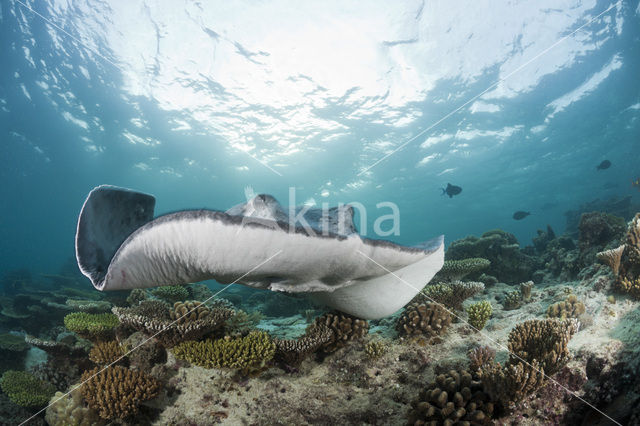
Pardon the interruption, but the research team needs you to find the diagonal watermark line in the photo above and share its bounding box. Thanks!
[13,0,283,177]
[19,250,283,426]
[355,250,622,426]
[357,2,618,176]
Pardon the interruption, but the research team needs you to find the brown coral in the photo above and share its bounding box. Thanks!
[519,280,534,301]
[468,346,496,374]
[546,294,586,319]
[273,326,333,366]
[112,301,233,348]
[618,276,640,299]
[80,366,160,419]
[169,300,211,323]
[507,318,578,375]
[89,341,124,366]
[596,245,625,276]
[396,302,452,337]
[305,312,368,353]
[407,369,494,425]
[480,359,546,405]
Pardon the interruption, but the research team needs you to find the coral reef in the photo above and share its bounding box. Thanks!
[0,333,28,373]
[81,365,161,419]
[446,229,540,283]
[0,370,56,407]
[564,195,637,237]
[417,280,484,310]
[407,369,494,425]
[63,312,119,340]
[578,212,626,251]
[123,332,166,373]
[224,309,264,337]
[547,294,586,319]
[45,389,106,426]
[433,258,491,281]
[126,288,147,306]
[65,299,111,313]
[480,359,546,405]
[172,331,276,375]
[596,245,625,276]
[113,300,233,347]
[466,300,492,331]
[396,302,452,337]
[29,360,79,392]
[89,340,125,366]
[305,312,369,352]
[151,285,190,304]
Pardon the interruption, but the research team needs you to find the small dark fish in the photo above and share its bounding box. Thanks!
[596,160,611,170]
[441,183,462,198]
[513,211,531,220]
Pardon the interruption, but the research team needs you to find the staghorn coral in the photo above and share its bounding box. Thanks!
[417,280,484,310]
[81,365,160,419]
[172,330,276,375]
[126,288,147,306]
[63,312,119,340]
[547,294,586,319]
[434,258,491,281]
[407,369,494,425]
[112,301,233,348]
[45,389,106,426]
[466,301,492,331]
[89,341,125,366]
[502,290,522,310]
[396,302,452,337]
[364,339,388,360]
[169,300,211,323]
[273,327,332,367]
[507,318,578,376]
[305,312,369,352]
[151,285,189,304]
[468,346,496,374]
[480,359,546,405]
[0,370,56,407]
[596,245,625,276]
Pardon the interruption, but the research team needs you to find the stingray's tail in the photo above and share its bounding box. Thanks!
[75,185,155,290]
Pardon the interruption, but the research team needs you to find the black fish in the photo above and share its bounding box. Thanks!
[596,160,611,170]
[513,211,531,220]
[441,183,462,198]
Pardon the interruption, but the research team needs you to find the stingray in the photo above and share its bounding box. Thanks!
[75,185,444,319]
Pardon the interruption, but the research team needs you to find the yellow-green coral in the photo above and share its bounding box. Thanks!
[364,340,388,360]
[173,330,276,375]
[618,277,640,299]
[151,285,189,303]
[63,312,119,339]
[467,300,492,331]
[503,290,522,310]
[0,370,56,407]
[418,281,485,310]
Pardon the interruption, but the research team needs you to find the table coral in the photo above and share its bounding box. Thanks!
[418,280,484,310]
[305,312,369,352]
[81,366,160,419]
[434,258,491,281]
[466,300,492,331]
[396,302,452,337]
[172,330,276,375]
[63,312,119,340]
[0,370,56,407]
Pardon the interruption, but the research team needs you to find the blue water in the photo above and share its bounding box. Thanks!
[1,0,639,276]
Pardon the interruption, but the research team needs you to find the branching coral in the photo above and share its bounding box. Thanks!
[112,300,233,348]
[418,281,485,310]
[434,258,491,281]
[502,290,522,310]
[273,327,332,367]
[467,301,492,331]
[468,346,496,373]
[305,312,369,352]
[45,389,106,426]
[224,309,264,337]
[172,331,276,375]
[89,341,125,366]
[407,369,494,425]
[396,302,452,337]
[546,294,586,319]
[0,370,56,407]
[618,277,640,299]
[364,339,388,360]
[480,359,546,405]
[81,366,161,419]
[126,288,146,306]
[151,285,189,304]
[63,312,119,340]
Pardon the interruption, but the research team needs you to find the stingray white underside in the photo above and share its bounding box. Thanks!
[75,185,444,319]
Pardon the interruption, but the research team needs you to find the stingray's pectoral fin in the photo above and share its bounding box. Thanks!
[308,236,445,319]
[75,185,156,290]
